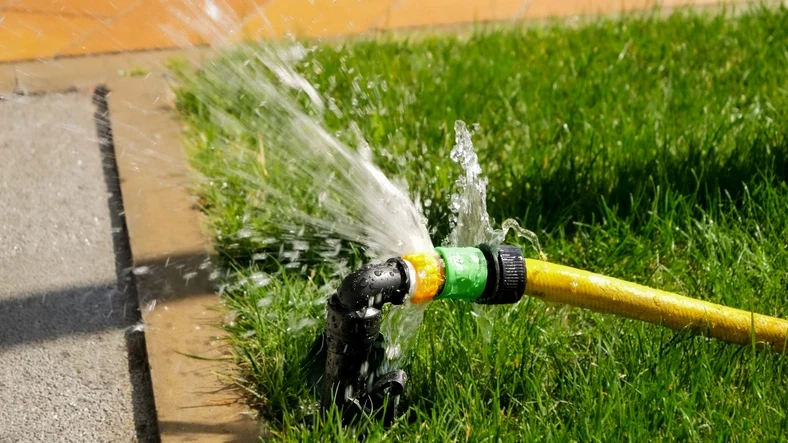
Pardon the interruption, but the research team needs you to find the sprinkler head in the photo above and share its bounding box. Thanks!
[316,244,526,428]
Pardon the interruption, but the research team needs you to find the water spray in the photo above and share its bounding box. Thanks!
[316,244,788,425]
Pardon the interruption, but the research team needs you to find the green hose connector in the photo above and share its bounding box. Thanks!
[434,247,488,301]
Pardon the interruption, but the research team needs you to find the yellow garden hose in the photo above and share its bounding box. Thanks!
[525,259,788,353]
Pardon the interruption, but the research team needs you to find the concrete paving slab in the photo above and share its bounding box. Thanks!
[0,93,153,442]
[13,53,133,94]
[119,47,211,76]
[12,47,211,95]
[106,74,259,442]
[0,65,15,94]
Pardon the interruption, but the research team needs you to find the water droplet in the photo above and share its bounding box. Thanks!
[237,228,254,238]
[249,272,271,287]
[132,266,151,276]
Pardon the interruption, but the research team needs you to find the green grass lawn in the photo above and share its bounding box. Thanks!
[175,6,788,441]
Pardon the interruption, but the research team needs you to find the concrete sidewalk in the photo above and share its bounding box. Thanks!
[0,49,259,443]
[0,93,157,442]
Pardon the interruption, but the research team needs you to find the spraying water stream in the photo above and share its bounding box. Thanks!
[168,1,543,370]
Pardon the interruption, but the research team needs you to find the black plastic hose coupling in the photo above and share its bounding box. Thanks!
[475,244,526,305]
[321,258,411,423]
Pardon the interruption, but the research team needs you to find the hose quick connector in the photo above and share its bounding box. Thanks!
[403,245,526,305]
[435,247,488,301]
[476,244,526,305]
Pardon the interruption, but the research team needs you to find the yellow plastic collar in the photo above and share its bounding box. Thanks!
[402,252,445,304]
